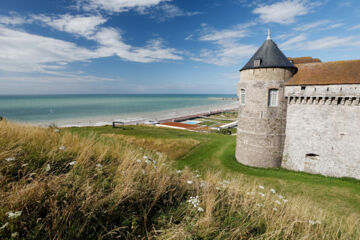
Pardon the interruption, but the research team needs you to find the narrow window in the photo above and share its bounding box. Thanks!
[268,89,278,107]
[240,89,246,105]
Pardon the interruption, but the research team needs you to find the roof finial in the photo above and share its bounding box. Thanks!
[267,29,271,40]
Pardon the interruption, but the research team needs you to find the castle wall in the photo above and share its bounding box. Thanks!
[236,68,293,168]
[282,84,360,179]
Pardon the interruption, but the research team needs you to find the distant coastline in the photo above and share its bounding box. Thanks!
[0,94,237,127]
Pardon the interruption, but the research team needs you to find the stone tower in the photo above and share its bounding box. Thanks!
[236,31,297,168]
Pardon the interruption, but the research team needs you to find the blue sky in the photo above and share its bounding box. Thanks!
[0,0,359,94]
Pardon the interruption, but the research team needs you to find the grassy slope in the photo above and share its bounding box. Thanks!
[68,125,360,217]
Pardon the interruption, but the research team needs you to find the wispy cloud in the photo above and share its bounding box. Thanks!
[76,0,171,13]
[349,24,360,30]
[190,23,257,66]
[294,20,330,31]
[253,0,321,24]
[141,3,201,21]
[280,34,360,50]
[0,14,182,74]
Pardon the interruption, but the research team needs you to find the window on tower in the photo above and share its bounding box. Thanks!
[268,89,278,107]
[240,89,246,105]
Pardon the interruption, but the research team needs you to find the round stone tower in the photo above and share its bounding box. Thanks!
[235,31,297,168]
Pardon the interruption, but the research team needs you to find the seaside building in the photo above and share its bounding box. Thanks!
[236,31,360,180]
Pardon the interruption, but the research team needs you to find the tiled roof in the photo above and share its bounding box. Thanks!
[288,57,321,64]
[286,60,360,86]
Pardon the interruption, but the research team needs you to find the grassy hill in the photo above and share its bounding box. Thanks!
[0,121,359,239]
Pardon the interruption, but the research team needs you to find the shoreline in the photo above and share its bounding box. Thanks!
[20,101,239,128]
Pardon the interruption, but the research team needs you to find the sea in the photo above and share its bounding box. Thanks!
[0,94,237,126]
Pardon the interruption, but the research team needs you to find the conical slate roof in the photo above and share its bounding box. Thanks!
[240,38,297,73]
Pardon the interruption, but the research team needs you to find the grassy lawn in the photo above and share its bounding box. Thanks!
[67,125,360,217]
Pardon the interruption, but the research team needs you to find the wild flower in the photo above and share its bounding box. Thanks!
[45,164,51,172]
[246,191,255,195]
[258,192,265,197]
[141,170,146,175]
[275,200,281,205]
[54,129,60,133]
[187,180,193,185]
[278,194,284,199]
[283,199,288,203]
[197,207,204,212]
[7,211,22,219]
[176,170,182,174]
[145,159,151,164]
[59,146,66,150]
[69,161,76,166]
[200,181,206,188]
[11,232,19,238]
[143,156,148,159]
[259,185,265,190]
[0,222,8,230]
[219,180,230,188]
[273,208,278,212]
[5,157,15,162]
[270,188,276,193]
[257,203,264,207]
[187,196,200,208]
[309,220,321,225]
[136,159,142,163]
[96,163,102,169]
[195,174,201,178]
[21,163,28,167]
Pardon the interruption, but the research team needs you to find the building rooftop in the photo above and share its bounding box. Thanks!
[240,32,297,73]
[288,57,321,64]
[286,59,360,86]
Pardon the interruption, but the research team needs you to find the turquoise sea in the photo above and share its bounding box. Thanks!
[0,94,237,125]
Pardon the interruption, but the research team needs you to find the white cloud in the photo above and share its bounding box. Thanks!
[0,15,30,25]
[294,20,330,31]
[0,22,182,74]
[32,14,107,37]
[253,0,317,24]
[190,23,256,66]
[77,0,171,13]
[280,34,360,51]
[349,24,360,30]
[144,3,201,21]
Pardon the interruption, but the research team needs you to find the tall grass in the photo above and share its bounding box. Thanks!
[0,121,359,239]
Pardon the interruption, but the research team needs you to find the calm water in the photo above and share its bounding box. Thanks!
[0,94,236,125]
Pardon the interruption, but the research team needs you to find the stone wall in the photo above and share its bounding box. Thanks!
[236,68,293,168]
[282,84,360,179]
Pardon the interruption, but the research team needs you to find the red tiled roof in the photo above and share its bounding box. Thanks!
[286,59,360,86]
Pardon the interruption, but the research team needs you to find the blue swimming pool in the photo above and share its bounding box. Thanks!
[183,120,202,125]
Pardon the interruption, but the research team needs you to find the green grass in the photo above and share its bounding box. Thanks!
[67,125,360,217]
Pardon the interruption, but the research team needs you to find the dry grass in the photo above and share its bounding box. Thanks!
[102,134,200,160]
[0,120,359,239]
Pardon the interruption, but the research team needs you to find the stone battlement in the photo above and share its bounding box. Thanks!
[285,84,360,105]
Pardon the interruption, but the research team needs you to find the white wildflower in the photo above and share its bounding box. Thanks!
[216,187,220,190]
[278,194,284,199]
[7,211,22,219]
[259,185,265,190]
[283,199,288,203]
[273,208,278,212]
[197,207,204,212]
[69,161,76,166]
[200,181,206,188]
[176,170,182,174]
[142,170,146,175]
[195,174,201,178]
[54,129,60,133]
[223,180,230,184]
[136,159,142,163]
[246,191,255,196]
[59,146,65,150]
[143,156,148,159]
[153,165,157,169]
[0,222,8,230]
[5,157,15,162]
[309,220,315,225]
[256,203,264,207]
[270,188,276,194]
[145,159,151,164]
[45,164,51,172]
[258,192,265,197]
[11,232,19,238]
[96,163,102,169]
[187,196,200,208]
[275,200,281,205]
[21,163,28,167]
[187,180,193,185]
